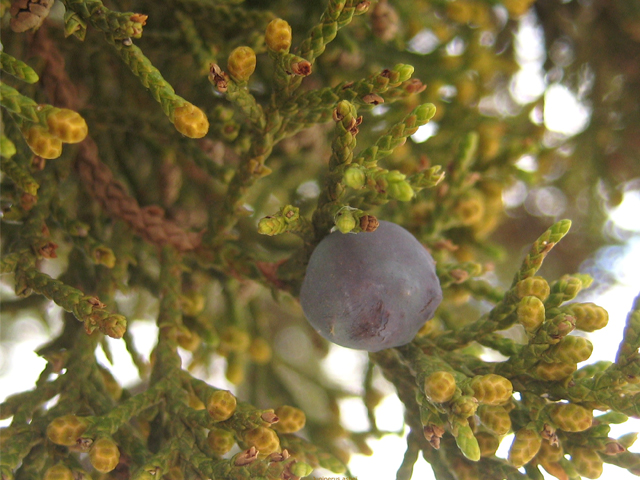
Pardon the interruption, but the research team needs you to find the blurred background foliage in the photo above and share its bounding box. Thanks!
[1,0,640,479]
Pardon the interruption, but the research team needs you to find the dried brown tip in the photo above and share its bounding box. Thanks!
[234,446,259,466]
[38,241,58,259]
[209,64,228,92]
[404,78,427,94]
[261,410,279,423]
[267,449,290,462]
[32,156,47,171]
[603,441,625,455]
[362,93,384,105]
[332,108,344,122]
[423,424,445,449]
[87,297,107,309]
[10,0,54,33]
[130,14,148,25]
[449,269,469,284]
[291,61,312,76]
[541,424,559,446]
[356,1,371,13]
[346,117,360,135]
[20,193,37,211]
[359,215,379,232]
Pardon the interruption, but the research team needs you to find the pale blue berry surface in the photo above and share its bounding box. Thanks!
[300,221,442,351]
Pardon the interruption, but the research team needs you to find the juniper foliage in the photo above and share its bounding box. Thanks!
[1,1,640,479]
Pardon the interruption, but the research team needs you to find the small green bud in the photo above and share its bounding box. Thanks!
[470,374,513,406]
[545,313,576,342]
[289,462,313,478]
[549,403,593,432]
[93,246,116,268]
[0,136,16,158]
[227,46,256,82]
[424,371,456,403]
[477,405,512,435]
[508,425,542,467]
[265,18,292,52]
[392,64,415,83]
[517,296,545,333]
[335,208,357,233]
[451,395,478,419]
[516,276,550,302]
[546,275,585,307]
[281,205,300,223]
[386,173,414,202]
[386,170,406,183]
[415,103,437,122]
[102,314,127,339]
[258,216,286,236]
[343,166,366,189]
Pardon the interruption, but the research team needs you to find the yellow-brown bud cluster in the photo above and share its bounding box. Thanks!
[475,431,500,458]
[22,108,88,159]
[477,405,512,435]
[207,390,237,422]
[470,374,513,405]
[546,335,593,364]
[46,414,89,446]
[517,296,545,333]
[23,126,62,160]
[549,403,593,432]
[570,303,609,332]
[265,19,292,52]
[243,426,280,457]
[207,427,236,455]
[571,447,604,479]
[173,102,209,139]
[227,46,257,83]
[273,405,306,433]
[516,276,550,302]
[43,464,74,480]
[508,426,542,467]
[424,371,457,403]
[89,437,120,473]
[47,108,88,143]
[535,361,577,381]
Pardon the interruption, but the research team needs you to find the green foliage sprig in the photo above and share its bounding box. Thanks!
[1,1,640,480]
